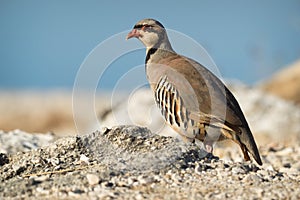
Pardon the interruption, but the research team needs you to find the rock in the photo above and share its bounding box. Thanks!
[86,174,100,185]
[243,173,261,183]
[276,147,294,156]
[79,154,90,164]
[50,157,60,166]
[0,153,9,166]
[36,187,50,195]
[32,175,50,182]
[137,175,154,185]
[232,166,246,174]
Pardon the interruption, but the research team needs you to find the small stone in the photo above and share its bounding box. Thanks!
[86,174,100,185]
[276,147,293,156]
[279,167,298,175]
[257,169,269,178]
[283,163,291,168]
[116,181,128,187]
[54,165,61,170]
[195,163,213,174]
[232,166,246,174]
[0,153,9,166]
[31,156,42,165]
[255,188,264,198]
[12,164,24,173]
[50,157,60,166]
[101,127,109,134]
[12,164,19,171]
[34,175,50,182]
[135,193,144,200]
[137,175,153,185]
[292,161,300,171]
[127,177,137,186]
[80,154,90,164]
[36,187,50,195]
[263,164,274,171]
[23,141,38,150]
[150,146,157,150]
[68,190,83,198]
[243,173,262,183]
[101,181,115,188]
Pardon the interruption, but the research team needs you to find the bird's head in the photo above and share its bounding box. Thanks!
[126,19,171,50]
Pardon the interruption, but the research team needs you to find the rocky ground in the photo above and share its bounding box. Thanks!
[0,126,299,199]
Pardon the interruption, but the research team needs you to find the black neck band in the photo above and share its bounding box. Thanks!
[145,48,158,63]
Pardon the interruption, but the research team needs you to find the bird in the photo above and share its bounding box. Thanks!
[126,18,262,165]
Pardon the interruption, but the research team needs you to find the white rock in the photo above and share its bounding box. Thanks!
[86,174,100,185]
[80,154,90,164]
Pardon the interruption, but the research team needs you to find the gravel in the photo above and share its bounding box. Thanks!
[0,126,299,199]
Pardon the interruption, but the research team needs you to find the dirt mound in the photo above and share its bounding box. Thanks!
[260,60,300,105]
[0,126,299,199]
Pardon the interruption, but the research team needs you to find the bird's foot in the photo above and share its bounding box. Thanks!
[204,152,219,161]
[197,149,219,162]
[205,143,213,153]
[203,142,219,162]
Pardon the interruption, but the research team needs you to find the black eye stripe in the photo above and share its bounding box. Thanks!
[133,24,154,29]
[133,24,142,29]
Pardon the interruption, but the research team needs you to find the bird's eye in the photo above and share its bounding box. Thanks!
[142,24,153,31]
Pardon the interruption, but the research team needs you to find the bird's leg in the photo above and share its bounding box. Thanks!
[204,141,213,153]
[203,140,219,160]
[240,143,251,161]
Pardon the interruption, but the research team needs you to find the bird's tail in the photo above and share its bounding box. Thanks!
[220,126,262,165]
[239,127,262,165]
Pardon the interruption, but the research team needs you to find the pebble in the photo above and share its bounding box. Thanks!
[86,174,100,186]
[137,175,154,185]
[68,190,84,198]
[243,173,261,182]
[232,166,246,174]
[36,187,50,195]
[80,154,90,164]
[276,147,294,156]
[257,169,269,177]
[279,167,298,175]
[30,156,42,165]
[33,175,50,182]
[47,157,60,166]
[0,153,9,166]
[12,164,22,172]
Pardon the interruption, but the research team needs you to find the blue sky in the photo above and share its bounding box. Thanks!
[0,1,300,89]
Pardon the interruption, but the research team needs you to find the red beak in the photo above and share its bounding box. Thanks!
[126,29,141,40]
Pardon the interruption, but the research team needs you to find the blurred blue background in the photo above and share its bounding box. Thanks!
[0,0,299,89]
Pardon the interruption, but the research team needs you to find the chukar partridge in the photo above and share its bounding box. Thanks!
[126,18,262,165]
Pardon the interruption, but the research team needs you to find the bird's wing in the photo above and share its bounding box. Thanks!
[148,53,246,128]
